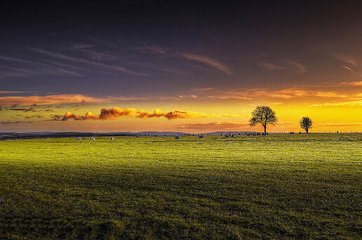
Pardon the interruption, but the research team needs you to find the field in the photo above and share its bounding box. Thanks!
[0,134,361,239]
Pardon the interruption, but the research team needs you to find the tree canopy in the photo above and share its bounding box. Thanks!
[300,117,312,134]
[249,106,277,134]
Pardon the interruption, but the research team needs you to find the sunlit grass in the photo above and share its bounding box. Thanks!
[0,134,361,239]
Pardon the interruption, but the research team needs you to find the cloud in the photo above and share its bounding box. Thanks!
[340,81,362,87]
[29,48,147,76]
[191,87,215,93]
[284,59,307,74]
[0,55,39,65]
[310,100,362,107]
[0,93,218,107]
[257,62,286,71]
[342,66,354,72]
[72,43,94,50]
[180,53,233,75]
[332,53,358,66]
[207,88,349,101]
[256,58,306,74]
[141,45,167,55]
[99,107,138,120]
[57,107,205,121]
[164,111,194,120]
[61,111,98,121]
[0,94,106,106]
[81,49,118,61]
[0,55,84,78]
[0,91,28,94]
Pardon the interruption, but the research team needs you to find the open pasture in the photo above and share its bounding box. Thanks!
[0,134,361,239]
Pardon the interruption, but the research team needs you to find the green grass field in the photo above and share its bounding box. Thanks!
[0,134,361,239]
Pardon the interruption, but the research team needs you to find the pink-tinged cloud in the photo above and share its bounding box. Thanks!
[207,88,350,101]
[180,53,233,76]
[58,107,205,121]
[340,81,362,87]
[0,94,106,106]
[0,91,29,94]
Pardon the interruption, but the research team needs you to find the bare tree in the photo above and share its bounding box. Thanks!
[249,106,277,134]
[300,117,312,134]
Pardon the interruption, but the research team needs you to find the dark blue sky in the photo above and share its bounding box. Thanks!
[1,0,362,97]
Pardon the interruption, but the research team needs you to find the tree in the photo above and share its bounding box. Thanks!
[300,117,312,134]
[249,106,277,134]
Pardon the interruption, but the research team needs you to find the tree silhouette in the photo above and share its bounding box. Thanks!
[300,117,312,134]
[249,106,277,134]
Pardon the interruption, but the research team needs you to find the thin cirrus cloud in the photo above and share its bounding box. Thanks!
[28,47,147,76]
[0,55,84,78]
[180,53,233,76]
[332,53,358,66]
[140,45,168,55]
[54,107,206,121]
[256,58,307,74]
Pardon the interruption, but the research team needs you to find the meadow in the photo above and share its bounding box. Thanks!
[0,134,361,239]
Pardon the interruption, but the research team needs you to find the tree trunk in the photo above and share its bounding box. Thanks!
[263,125,267,134]
[306,128,309,134]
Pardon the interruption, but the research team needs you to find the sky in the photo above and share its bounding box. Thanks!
[1,0,362,133]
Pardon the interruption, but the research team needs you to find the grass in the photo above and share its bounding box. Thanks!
[0,134,361,239]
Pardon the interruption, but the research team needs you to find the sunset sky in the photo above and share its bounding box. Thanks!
[1,1,362,132]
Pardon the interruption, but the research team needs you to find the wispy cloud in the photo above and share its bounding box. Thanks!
[56,107,207,121]
[0,93,207,106]
[256,57,307,74]
[180,53,233,76]
[0,55,84,78]
[72,43,94,50]
[191,87,215,93]
[203,87,352,103]
[0,94,106,106]
[285,59,307,74]
[256,62,286,71]
[0,55,39,65]
[332,53,358,66]
[81,49,118,61]
[340,80,362,87]
[29,48,146,76]
[342,65,354,72]
[310,100,362,107]
[140,45,167,55]
[0,91,28,94]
